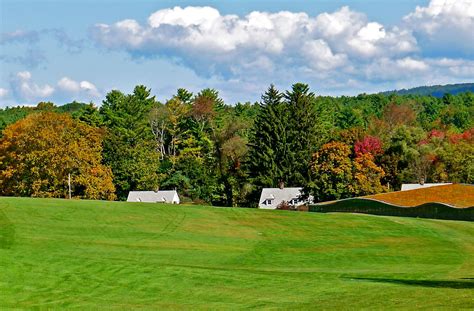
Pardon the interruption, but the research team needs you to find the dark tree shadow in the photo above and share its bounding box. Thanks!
[0,208,15,249]
[347,277,474,289]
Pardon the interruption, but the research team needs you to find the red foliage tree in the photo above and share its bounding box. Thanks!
[354,136,383,157]
[428,129,445,140]
[448,128,474,144]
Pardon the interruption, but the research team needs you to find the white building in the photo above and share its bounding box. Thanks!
[127,190,180,204]
[401,183,451,191]
[258,187,312,209]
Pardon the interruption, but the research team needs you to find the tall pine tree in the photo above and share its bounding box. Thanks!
[285,83,323,186]
[247,85,289,188]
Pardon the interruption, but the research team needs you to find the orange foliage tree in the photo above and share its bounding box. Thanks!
[0,112,116,200]
[308,141,387,202]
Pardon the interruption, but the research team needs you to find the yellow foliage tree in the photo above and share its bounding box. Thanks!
[0,112,116,200]
[309,141,387,202]
[353,153,387,196]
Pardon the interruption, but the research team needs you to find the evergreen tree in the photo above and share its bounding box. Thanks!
[285,83,322,185]
[247,85,289,188]
[176,88,194,105]
[100,85,160,200]
[76,103,103,127]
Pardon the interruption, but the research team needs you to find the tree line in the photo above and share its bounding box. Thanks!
[1,84,473,206]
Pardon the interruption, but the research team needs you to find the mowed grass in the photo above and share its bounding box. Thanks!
[0,197,473,309]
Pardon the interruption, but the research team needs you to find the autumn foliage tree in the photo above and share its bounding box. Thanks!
[191,93,216,133]
[308,141,354,201]
[383,102,417,130]
[352,153,387,196]
[418,128,474,184]
[308,141,387,202]
[354,136,383,157]
[0,112,116,199]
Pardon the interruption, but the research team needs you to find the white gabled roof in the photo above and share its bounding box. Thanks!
[126,190,179,203]
[401,183,451,191]
[258,187,312,209]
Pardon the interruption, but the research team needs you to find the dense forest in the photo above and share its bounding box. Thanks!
[1,84,473,207]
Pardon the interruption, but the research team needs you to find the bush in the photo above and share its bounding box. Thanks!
[276,201,309,212]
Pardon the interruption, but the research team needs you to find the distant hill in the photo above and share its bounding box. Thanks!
[0,101,88,134]
[381,83,474,97]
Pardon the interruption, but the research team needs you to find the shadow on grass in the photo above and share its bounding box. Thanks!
[0,208,15,249]
[348,277,474,289]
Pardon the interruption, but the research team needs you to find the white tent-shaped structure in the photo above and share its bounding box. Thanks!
[401,183,451,191]
[126,190,180,204]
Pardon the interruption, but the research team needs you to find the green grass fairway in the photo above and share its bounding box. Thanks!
[1,197,473,309]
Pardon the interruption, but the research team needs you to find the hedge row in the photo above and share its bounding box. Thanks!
[309,198,474,221]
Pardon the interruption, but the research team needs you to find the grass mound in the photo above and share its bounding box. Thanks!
[0,197,473,309]
[365,184,474,208]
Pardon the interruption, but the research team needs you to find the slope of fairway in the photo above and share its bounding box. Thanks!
[0,197,473,309]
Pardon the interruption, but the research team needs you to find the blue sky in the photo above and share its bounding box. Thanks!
[0,0,473,107]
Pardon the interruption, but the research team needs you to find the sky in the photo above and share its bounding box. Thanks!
[0,0,473,107]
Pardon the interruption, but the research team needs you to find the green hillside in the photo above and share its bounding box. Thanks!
[1,197,473,309]
[381,82,474,97]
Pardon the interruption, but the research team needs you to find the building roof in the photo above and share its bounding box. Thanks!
[365,184,473,208]
[127,190,179,203]
[401,183,451,191]
[258,187,311,209]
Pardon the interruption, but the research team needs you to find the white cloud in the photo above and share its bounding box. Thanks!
[302,39,347,70]
[428,58,474,78]
[88,2,474,98]
[79,81,100,98]
[91,5,418,79]
[396,57,429,71]
[0,30,39,44]
[361,56,473,88]
[57,77,100,97]
[148,6,221,28]
[0,88,8,98]
[312,8,418,59]
[405,0,474,33]
[358,22,386,42]
[312,6,366,38]
[8,72,101,104]
[17,71,32,80]
[58,77,80,92]
[404,0,474,55]
[11,71,54,101]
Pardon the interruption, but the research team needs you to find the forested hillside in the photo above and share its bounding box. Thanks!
[1,84,473,206]
[0,101,88,133]
[382,83,474,97]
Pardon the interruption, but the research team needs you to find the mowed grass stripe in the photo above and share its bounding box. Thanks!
[0,197,473,309]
